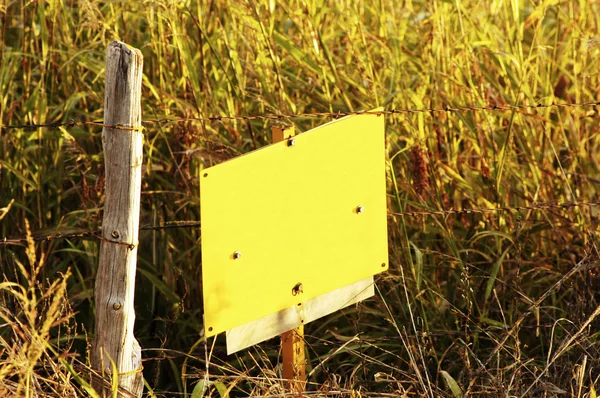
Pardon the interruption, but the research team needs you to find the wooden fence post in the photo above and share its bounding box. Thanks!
[91,41,144,397]
[272,126,307,395]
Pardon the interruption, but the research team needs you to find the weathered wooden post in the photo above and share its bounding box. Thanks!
[91,41,144,397]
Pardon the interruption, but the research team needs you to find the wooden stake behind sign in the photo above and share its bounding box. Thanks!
[282,326,306,392]
[272,126,307,394]
[91,41,144,397]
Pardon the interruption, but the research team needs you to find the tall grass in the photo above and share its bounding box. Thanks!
[1,0,599,396]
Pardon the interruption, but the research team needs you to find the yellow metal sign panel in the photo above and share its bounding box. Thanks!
[200,113,388,337]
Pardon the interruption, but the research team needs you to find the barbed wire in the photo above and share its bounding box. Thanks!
[0,221,201,246]
[1,100,599,131]
[388,200,599,217]
[0,120,143,131]
[1,201,597,246]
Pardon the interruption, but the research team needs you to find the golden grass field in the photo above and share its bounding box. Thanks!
[1,0,600,396]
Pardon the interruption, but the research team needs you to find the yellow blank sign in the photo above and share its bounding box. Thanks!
[201,113,388,337]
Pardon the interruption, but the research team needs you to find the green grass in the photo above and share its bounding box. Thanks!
[1,0,600,396]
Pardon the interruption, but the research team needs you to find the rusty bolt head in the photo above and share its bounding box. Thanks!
[292,283,304,296]
[112,303,122,311]
[111,230,120,238]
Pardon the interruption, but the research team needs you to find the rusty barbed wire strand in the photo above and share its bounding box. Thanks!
[1,201,597,246]
[0,220,201,246]
[0,119,143,131]
[388,201,600,217]
[1,100,599,131]
[141,100,600,124]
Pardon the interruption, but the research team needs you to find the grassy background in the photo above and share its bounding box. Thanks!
[1,0,600,396]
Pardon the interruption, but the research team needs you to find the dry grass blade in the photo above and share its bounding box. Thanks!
[484,255,592,366]
[521,304,600,396]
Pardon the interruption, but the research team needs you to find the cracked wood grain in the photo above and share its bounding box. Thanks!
[91,41,144,398]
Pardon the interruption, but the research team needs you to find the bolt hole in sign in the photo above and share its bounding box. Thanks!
[200,110,388,346]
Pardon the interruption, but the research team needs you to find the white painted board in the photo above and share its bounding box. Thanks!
[226,277,374,355]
